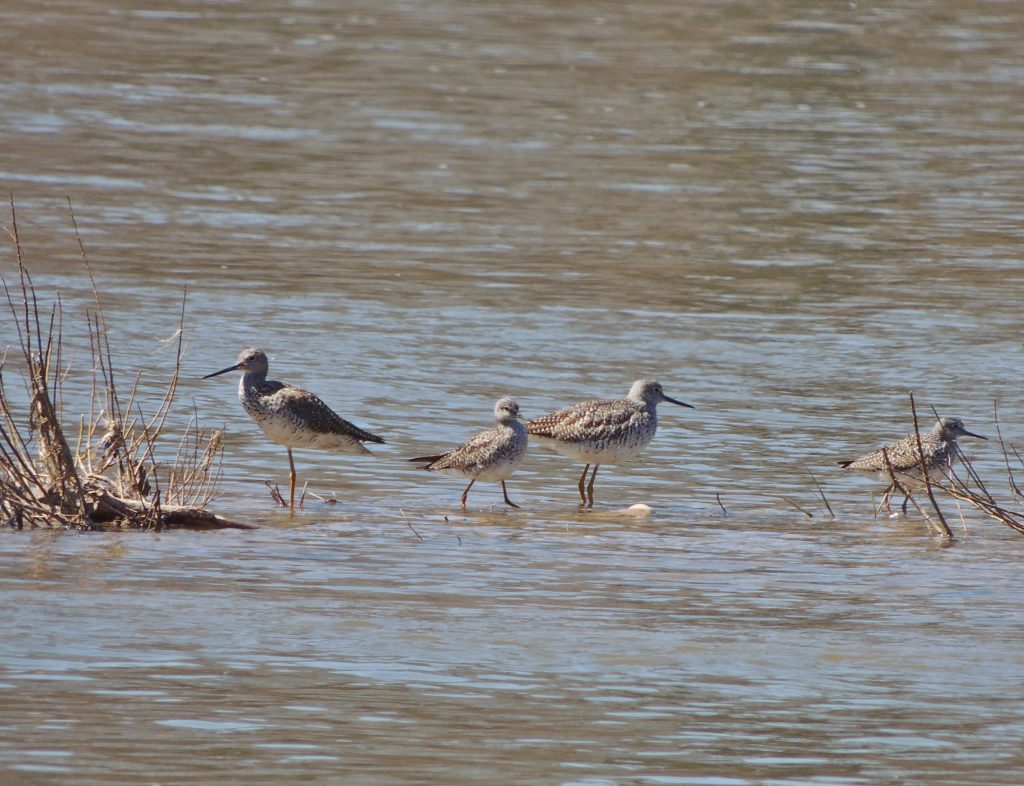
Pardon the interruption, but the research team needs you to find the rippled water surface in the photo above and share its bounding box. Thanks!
[3,1,1024,784]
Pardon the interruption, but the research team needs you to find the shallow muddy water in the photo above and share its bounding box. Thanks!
[3,1,1024,784]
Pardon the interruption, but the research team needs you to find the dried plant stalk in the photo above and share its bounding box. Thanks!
[934,405,1024,537]
[888,394,1024,538]
[1,196,249,531]
[908,393,952,538]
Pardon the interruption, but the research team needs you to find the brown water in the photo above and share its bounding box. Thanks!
[3,1,1024,784]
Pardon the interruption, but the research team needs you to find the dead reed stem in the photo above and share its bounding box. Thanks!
[889,394,1024,538]
[1,196,247,530]
[782,496,813,518]
[934,403,1024,537]
[908,392,952,538]
[807,469,834,519]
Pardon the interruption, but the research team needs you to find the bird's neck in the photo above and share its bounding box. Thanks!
[239,371,268,400]
[498,418,525,435]
[927,429,949,446]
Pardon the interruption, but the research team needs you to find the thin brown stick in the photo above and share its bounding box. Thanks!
[781,496,813,518]
[264,480,286,507]
[399,508,425,541]
[305,490,338,505]
[908,393,951,538]
[879,447,908,515]
[875,445,939,533]
[992,400,1024,501]
[807,469,834,519]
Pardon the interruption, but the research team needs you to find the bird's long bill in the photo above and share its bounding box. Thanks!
[202,363,241,380]
[964,429,988,440]
[664,394,695,409]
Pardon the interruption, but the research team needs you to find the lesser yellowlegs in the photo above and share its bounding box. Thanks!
[839,416,986,512]
[203,347,384,509]
[526,379,693,507]
[409,397,528,509]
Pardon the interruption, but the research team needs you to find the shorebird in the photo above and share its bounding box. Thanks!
[526,379,693,507]
[839,416,986,513]
[203,348,383,509]
[409,397,528,509]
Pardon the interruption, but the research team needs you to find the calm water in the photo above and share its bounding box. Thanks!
[3,0,1024,784]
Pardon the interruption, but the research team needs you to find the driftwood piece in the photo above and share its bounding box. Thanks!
[91,492,255,530]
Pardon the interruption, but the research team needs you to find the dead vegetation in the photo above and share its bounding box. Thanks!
[931,401,1024,538]
[875,393,1024,540]
[1,198,251,531]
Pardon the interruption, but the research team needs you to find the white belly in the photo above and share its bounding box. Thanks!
[255,414,369,454]
[434,426,528,482]
[531,433,651,465]
[439,462,520,483]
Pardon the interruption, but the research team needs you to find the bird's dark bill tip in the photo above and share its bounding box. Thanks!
[202,363,241,380]
[666,396,695,409]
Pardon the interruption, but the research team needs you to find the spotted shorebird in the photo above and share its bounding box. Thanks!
[839,416,986,513]
[409,397,528,510]
[526,379,693,507]
[203,348,383,509]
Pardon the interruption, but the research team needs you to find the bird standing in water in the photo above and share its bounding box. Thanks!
[203,348,383,510]
[526,379,693,507]
[839,415,986,513]
[409,397,528,510]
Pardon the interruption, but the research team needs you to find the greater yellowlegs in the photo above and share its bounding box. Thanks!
[839,416,986,512]
[526,379,693,507]
[409,397,528,509]
[203,348,384,509]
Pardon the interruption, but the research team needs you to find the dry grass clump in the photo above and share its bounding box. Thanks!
[1,198,249,531]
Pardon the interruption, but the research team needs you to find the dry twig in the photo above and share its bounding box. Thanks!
[908,393,951,538]
[807,469,834,519]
